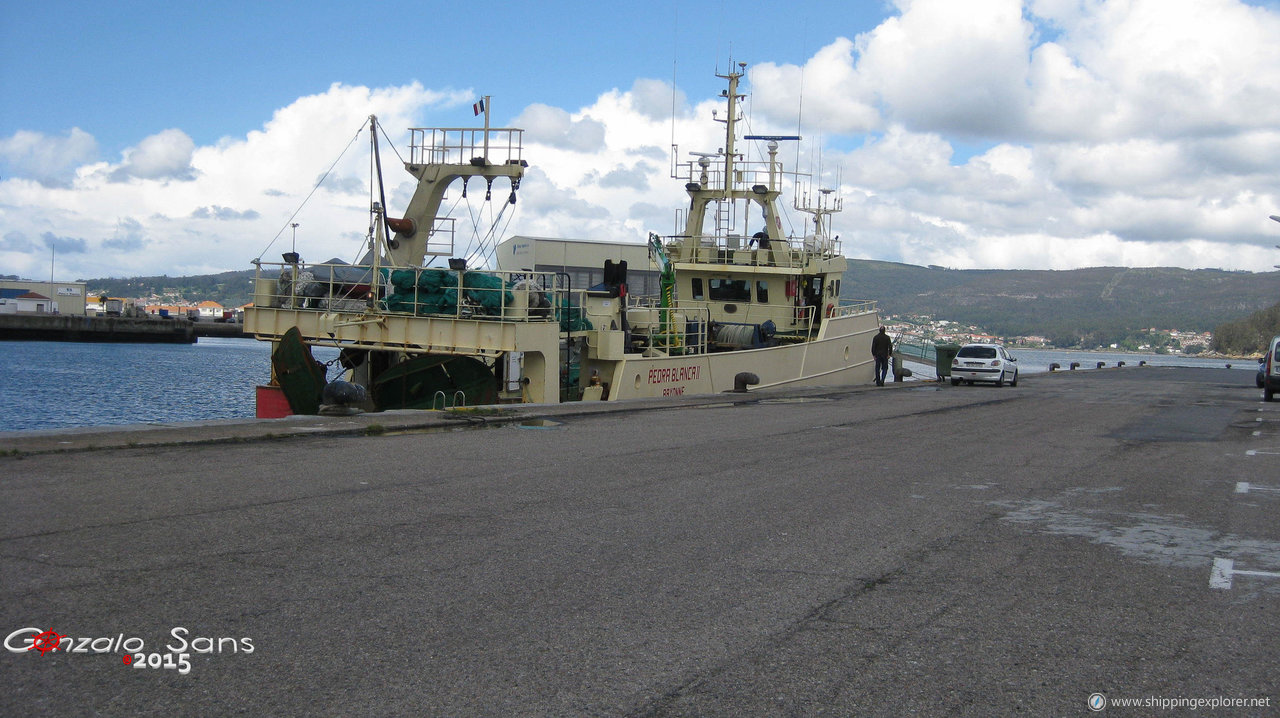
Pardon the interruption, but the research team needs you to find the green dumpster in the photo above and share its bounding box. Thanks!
[934,343,961,379]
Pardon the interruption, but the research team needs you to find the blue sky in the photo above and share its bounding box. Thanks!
[3,0,1280,280]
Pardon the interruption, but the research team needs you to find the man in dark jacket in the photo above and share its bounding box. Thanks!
[871,326,892,386]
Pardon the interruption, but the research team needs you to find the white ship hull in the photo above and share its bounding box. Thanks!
[593,310,880,400]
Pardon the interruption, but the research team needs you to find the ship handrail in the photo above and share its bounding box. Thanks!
[408,127,524,167]
[422,217,457,257]
[671,153,808,193]
[625,296,875,339]
[629,301,711,355]
[656,234,843,267]
[829,300,878,318]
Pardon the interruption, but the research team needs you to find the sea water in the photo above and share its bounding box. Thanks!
[0,338,336,432]
[0,339,1259,432]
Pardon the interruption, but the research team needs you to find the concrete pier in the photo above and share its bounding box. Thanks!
[2,367,1277,715]
[0,314,196,343]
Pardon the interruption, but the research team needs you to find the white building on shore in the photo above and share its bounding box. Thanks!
[0,279,87,315]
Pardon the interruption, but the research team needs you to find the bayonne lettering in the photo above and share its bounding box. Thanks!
[647,366,700,384]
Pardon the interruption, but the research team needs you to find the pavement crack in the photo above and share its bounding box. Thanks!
[628,515,1005,716]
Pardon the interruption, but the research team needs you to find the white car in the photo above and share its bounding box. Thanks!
[950,343,1019,387]
[1264,335,1280,402]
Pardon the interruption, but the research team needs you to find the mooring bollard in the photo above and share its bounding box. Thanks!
[1139,360,1146,366]
[1117,361,1125,367]
[1097,361,1106,369]
[1049,362,1060,372]
[892,355,912,382]
[732,372,760,393]
[1070,362,1080,370]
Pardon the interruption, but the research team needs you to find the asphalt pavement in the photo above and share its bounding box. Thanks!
[2,367,1277,716]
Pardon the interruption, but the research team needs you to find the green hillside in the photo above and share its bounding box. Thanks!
[843,260,1280,348]
[1212,301,1280,355]
[83,270,262,308]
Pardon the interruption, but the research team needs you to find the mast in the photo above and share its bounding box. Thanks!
[665,62,847,279]
[370,115,391,255]
[481,94,491,161]
[384,99,526,267]
[676,63,748,260]
[676,62,794,262]
[721,63,741,206]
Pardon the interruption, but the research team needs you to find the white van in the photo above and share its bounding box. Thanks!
[1265,335,1280,402]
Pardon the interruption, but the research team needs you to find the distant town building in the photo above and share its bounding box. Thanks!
[194,300,224,320]
[143,303,190,318]
[140,300,232,321]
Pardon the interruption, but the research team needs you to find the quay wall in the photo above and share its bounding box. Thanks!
[192,321,247,339]
[0,314,197,343]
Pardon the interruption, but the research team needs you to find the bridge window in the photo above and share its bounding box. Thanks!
[691,278,704,300]
[710,278,751,302]
[756,281,769,303]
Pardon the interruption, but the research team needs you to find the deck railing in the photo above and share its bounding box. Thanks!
[828,300,878,318]
[250,261,568,323]
[659,234,844,267]
[408,127,524,167]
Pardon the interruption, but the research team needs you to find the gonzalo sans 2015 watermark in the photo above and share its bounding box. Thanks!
[6,626,253,675]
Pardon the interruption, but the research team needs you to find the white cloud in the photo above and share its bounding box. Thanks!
[191,205,261,220]
[627,78,686,121]
[42,231,88,254]
[1025,41,1120,141]
[1189,131,1280,176]
[0,82,466,279]
[0,127,97,187]
[857,0,1034,136]
[1044,140,1190,196]
[1030,0,1280,140]
[513,104,607,152]
[109,129,196,182]
[1,230,38,253]
[102,217,148,252]
[750,39,882,134]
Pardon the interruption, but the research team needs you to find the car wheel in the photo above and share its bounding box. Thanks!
[951,378,961,386]
[1267,386,1275,402]
[995,371,1004,388]
[1010,370,1018,387]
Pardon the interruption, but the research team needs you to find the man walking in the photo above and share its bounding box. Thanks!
[871,326,892,386]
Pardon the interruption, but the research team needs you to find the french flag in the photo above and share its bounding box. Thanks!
[473,98,485,116]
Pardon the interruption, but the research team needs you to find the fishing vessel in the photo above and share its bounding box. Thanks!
[244,64,880,415]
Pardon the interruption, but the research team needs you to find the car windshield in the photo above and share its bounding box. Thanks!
[957,346,997,359]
